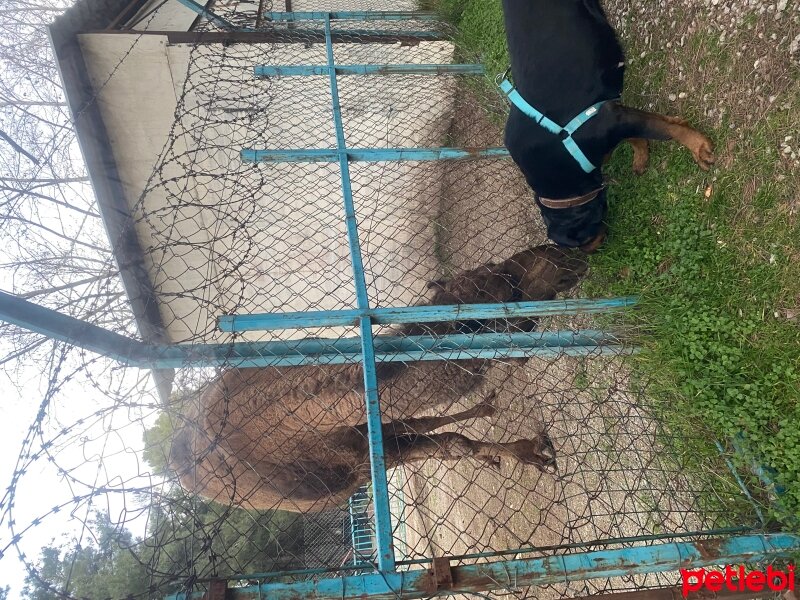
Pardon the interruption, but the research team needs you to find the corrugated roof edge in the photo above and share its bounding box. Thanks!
[48,0,175,401]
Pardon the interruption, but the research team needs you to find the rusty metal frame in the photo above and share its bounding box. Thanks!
[163,534,800,599]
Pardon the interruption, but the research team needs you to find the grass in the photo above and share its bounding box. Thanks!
[424,0,800,526]
[419,0,508,84]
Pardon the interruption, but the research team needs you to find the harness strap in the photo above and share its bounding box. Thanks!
[562,103,606,172]
[561,135,596,174]
[537,186,604,210]
[498,79,562,135]
[498,77,607,173]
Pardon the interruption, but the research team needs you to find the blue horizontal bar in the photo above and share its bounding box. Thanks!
[249,27,444,39]
[325,28,443,39]
[254,64,485,77]
[256,65,333,76]
[181,527,756,583]
[163,534,800,599]
[144,345,631,369]
[0,294,629,370]
[241,147,510,163]
[264,11,439,21]
[0,290,145,364]
[137,330,626,369]
[218,298,638,332]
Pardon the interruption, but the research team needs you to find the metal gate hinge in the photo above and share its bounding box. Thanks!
[206,579,227,600]
[432,557,453,591]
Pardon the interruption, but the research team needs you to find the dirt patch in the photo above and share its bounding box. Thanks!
[611,0,800,209]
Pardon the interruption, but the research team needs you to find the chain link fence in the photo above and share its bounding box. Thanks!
[0,1,773,599]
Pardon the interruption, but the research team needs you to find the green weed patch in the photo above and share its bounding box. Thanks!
[427,0,800,524]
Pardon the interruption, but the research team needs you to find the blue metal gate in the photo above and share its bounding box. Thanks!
[1,2,797,599]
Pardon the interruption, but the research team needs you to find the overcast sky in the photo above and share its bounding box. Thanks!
[0,330,162,596]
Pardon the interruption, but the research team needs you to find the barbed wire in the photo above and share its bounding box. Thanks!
[0,2,766,599]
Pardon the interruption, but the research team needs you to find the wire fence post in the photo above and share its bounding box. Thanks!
[322,12,394,571]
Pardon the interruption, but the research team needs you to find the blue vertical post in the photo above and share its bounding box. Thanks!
[322,14,395,572]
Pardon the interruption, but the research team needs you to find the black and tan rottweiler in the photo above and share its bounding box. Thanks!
[500,0,715,252]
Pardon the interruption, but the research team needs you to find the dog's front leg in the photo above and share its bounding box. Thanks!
[612,105,715,171]
[602,139,649,174]
[627,138,650,174]
[382,431,558,474]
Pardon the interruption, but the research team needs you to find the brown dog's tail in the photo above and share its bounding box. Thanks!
[499,244,588,302]
[427,244,587,305]
[418,244,588,334]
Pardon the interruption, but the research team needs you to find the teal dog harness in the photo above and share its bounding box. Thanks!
[498,77,608,173]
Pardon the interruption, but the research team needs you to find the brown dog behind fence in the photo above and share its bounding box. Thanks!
[169,244,587,513]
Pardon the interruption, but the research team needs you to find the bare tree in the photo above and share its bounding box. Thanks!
[0,0,134,377]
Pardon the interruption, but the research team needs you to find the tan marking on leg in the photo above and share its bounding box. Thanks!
[627,138,650,175]
[658,120,715,170]
[660,114,689,126]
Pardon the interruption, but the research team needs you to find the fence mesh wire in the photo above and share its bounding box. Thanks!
[0,1,769,599]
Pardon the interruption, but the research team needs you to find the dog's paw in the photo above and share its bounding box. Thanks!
[691,135,716,171]
[632,155,649,175]
[481,455,502,472]
[505,435,558,474]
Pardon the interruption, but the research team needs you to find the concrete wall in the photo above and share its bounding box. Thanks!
[79,31,459,345]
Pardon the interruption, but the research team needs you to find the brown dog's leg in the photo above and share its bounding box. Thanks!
[387,401,495,437]
[613,105,715,170]
[383,431,557,474]
[603,139,649,174]
[359,395,496,440]
[628,138,650,174]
